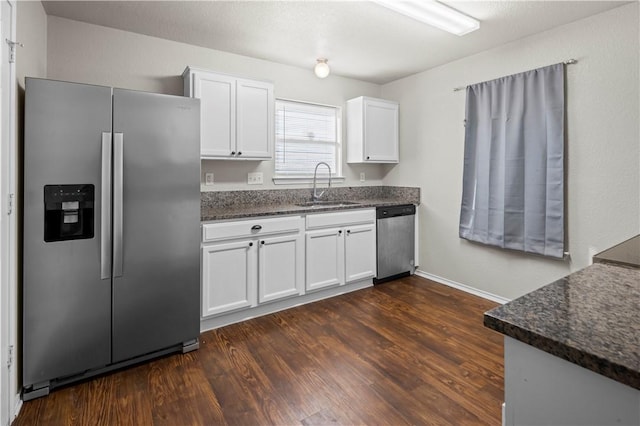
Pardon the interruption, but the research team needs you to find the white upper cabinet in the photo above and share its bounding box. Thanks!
[183,67,274,160]
[236,79,273,158]
[191,71,236,158]
[347,96,399,163]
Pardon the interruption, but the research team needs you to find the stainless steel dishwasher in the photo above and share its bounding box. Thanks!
[374,204,416,284]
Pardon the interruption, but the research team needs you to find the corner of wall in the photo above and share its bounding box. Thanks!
[16,0,47,87]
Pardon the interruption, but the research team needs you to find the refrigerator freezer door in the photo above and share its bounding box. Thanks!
[111,89,200,362]
[23,78,113,386]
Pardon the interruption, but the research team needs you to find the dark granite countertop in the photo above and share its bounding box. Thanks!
[200,186,420,222]
[484,262,640,390]
[594,235,640,268]
[202,198,414,221]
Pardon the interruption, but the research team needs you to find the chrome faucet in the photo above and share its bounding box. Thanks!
[312,162,332,201]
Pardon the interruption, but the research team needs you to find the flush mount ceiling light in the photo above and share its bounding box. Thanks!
[314,59,330,78]
[371,0,480,36]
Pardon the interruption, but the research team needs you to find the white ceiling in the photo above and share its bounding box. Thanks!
[41,0,629,84]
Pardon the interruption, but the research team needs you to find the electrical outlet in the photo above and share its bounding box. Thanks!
[248,172,264,185]
[360,172,365,182]
[205,172,214,186]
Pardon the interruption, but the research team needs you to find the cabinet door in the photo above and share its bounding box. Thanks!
[194,72,236,158]
[202,240,256,317]
[236,79,273,159]
[344,223,376,283]
[258,233,304,304]
[364,99,399,162]
[306,228,344,291]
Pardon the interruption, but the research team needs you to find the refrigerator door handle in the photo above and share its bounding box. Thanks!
[113,132,124,277]
[101,132,112,280]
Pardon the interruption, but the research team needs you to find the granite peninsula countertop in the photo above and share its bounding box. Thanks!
[594,235,640,268]
[201,186,420,222]
[484,262,640,390]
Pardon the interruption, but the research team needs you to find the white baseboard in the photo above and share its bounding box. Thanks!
[414,269,510,304]
[201,279,373,332]
[12,392,22,423]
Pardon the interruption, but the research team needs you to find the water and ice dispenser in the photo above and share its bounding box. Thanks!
[44,184,95,242]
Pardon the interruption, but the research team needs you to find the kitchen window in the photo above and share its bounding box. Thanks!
[273,99,343,183]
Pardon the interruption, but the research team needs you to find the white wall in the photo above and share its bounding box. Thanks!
[45,16,386,191]
[17,1,46,88]
[17,0,46,154]
[381,3,640,300]
[15,0,47,174]
[40,5,640,301]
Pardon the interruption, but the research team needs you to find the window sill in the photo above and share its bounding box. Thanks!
[272,176,346,185]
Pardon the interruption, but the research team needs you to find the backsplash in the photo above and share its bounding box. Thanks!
[201,186,420,208]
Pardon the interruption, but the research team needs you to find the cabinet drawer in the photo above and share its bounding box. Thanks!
[203,216,303,242]
[306,209,375,230]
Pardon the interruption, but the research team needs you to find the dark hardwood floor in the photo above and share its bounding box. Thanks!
[14,275,504,425]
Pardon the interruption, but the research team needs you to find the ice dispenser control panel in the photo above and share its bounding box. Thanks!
[44,184,94,242]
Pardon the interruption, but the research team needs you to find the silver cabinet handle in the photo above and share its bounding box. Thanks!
[100,132,112,280]
[113,133,124,277]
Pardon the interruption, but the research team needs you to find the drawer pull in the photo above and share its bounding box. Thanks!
[251,225,262,231]
[249,242,253,247]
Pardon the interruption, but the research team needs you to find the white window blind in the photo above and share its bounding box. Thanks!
[275,99,341,177]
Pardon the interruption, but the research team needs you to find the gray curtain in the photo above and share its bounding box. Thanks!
[459,63,565,258]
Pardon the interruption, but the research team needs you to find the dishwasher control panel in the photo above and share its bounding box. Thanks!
[377,204,416,219]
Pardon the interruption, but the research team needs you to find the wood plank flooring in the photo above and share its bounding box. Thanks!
[14,275,504,425]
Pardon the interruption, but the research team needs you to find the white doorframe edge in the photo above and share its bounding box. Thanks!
[1,0,20,423]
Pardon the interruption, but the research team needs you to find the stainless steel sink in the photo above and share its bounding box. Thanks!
[295,200,361,208]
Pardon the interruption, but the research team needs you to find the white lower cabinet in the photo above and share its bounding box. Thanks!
[344,223,376,282]
[200,209,376,325]
[258,233,304,303]
[306,228,344,291]
[305,209,376,291]
[201,216,304,317]
[202,239,256,317]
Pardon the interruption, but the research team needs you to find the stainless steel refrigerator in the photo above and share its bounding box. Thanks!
[22,78,201,400]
